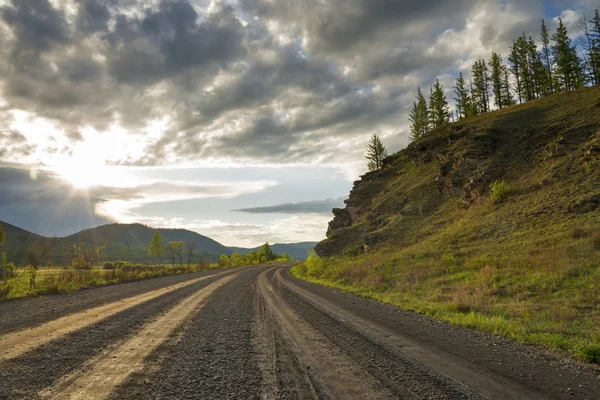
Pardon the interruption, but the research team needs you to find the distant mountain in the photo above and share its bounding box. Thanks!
[229,242,317,260]
[0,221,316,265]
[65,223,231,263]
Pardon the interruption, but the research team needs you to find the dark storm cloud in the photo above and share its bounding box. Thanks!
[1,0,69,52]
[1,0,593,170]
[107,1,246,85]
[234,198,345,214]
[0,166,111,236]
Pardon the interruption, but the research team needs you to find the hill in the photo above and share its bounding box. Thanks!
[298,86,600,363]
[0,221,316,265]
[0,222,231,265]
[230,242,317,260]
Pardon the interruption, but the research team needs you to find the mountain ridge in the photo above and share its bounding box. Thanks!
[0,221,316,265]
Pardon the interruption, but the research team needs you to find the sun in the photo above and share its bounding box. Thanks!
[54,155,132,190]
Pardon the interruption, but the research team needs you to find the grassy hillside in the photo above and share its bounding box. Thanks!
[295,86,600,363]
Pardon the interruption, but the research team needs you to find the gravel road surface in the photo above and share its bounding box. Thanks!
[0,263,598,399]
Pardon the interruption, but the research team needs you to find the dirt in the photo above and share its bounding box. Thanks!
[0,263,598,400]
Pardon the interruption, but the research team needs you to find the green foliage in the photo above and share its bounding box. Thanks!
[166,241,184,267]
[490,180,511,203]
[409,87,430,141]
[305,250,326,278]
[219,254,230,267]
[0,224,5,247]
[552,17,586,91]
[429,79,450,128]
[103,262,115,270]
[366,134,388,172]
[148,231,164,262]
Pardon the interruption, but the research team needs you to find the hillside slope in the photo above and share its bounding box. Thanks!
[299,86,600,363]
[317,86,600,257]
[0,222,231,265]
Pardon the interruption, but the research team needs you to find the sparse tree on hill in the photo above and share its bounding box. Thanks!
[489,53,510,109]
[472,59,491,113]
[540,19,554,94]
[366,134,388,172]
[453,73,472,119]
[186,242,196,267]
[552,18,586,91]
[592,10,600,85]
[148,231,163,266]
[409,87,429,141]
[0,224,6,285]
[509,41,524,104]
[166,241,184,268]
[429,79,451,128]
[579,12,600,85]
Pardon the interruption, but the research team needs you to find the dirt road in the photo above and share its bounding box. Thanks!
[0,264,598,399]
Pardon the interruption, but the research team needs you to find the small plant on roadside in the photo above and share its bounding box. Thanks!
[490,180,511,203]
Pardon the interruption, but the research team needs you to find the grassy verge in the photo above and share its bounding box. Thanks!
[291,234,600,364]
[0,263,229,301]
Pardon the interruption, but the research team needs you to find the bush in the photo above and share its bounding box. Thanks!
[72,257,91,270]
[305,251,326,278]
[103,262,115,270]
[4,262,16,279]
[490,180,511,203]
[0,283,11,299]
[114,261,126,269]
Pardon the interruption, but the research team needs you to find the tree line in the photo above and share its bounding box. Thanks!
[409,11,600,142]
[366,11,600,173]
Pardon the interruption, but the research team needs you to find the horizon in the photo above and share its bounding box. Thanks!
[0,0,597,247]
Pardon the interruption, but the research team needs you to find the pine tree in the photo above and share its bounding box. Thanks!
[472,60,491,113]
[502,68,515,106]
[592,10,600,86]
[552,17,586,91]
[579,12,600,85]
[453,73,471,119]
[429,79,450,128]
[366,134,388,171]
[489,53,509,109]
[540,19,554,94]
[509,41,524,104]
[409,87,429,141]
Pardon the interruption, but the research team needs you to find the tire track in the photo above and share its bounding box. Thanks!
[257,266,397,400]
[0,269,234,361]
[40,272,240,400]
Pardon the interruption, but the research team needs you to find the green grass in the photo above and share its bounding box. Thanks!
[0,263,228,301]
[304,87,600,364]
[293,240,600,363]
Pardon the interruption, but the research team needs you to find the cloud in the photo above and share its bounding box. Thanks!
[133,214,331,247]
[0,165,111,236]
[234,198,345,214]
[2,0,595,173]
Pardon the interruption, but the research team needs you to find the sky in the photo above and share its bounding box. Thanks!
[0,0,597,247]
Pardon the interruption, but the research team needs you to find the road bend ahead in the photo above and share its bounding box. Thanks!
[0,264,598,399]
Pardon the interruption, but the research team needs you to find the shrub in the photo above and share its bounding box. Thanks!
[46,261,54,268]
[0,283,11,299]
[114,261,126,269]
[490,180,511,203]
[4,262,16,279]
[72,257,91,270]
[440,254,458,273]
[305,251,326,278]
[103,262,115,270]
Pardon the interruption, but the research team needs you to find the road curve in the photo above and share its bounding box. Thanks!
[0,263,598,400]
